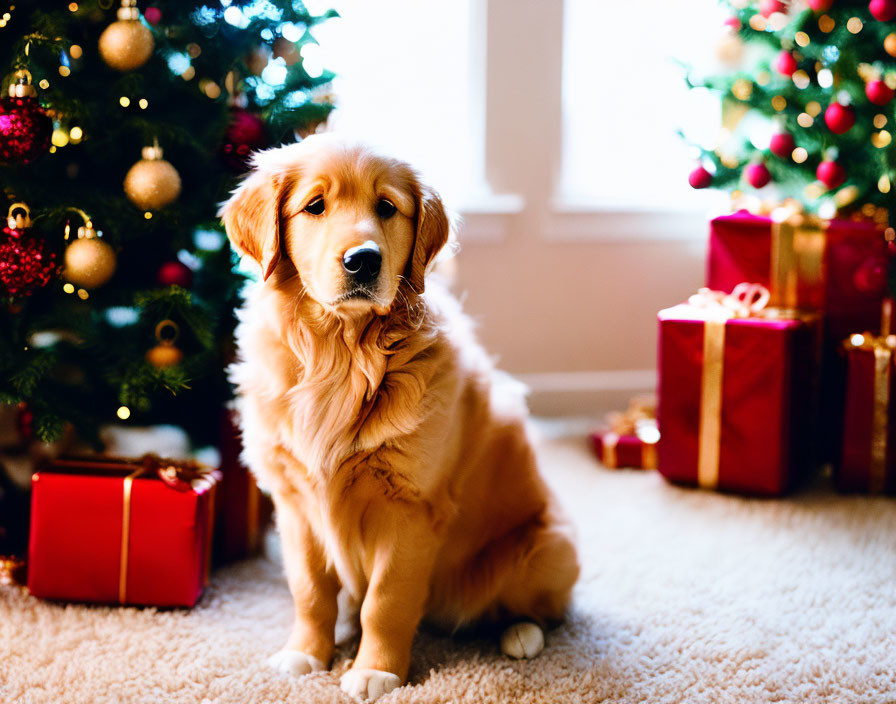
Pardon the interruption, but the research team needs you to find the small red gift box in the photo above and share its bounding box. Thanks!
[590,430,658,469]
[27,455,218,607]
[214,409,273,564]
[838,332,896,494]
[657,289,818,495]
[707,211,887,341]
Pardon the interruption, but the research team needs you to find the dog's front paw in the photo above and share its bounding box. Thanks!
[500,622,545,659]
[267,649,327,676]
[340,668,402,700]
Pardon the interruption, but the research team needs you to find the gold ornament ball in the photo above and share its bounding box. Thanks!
[886,33,896,58]
[146,343,184,368]
[99,19,154,72]
[64,238,117,288]
[124,157,182,210]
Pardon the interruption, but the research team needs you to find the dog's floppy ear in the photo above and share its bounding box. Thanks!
[406,183,450,294]
[219,165,285,282]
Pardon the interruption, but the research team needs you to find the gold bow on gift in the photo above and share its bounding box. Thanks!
[686,283,772,489]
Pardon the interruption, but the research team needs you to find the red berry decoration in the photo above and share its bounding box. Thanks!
[0,76,52,165]
[824,102,855,135]
[807,0,833,11]
[853,255,887,294]
[724,16,741,30]
[144,6,162,25]
[816,160,846,189]
[745,163,771,189]
[759,0,787,16]
[769,133,796,158]
[869,0,896,21]
[221,107,270,172]
[774,51,798,77]
[688,166,713,189]
[0,204,57,300]
[866,80,895,106]
[156,260,193,288]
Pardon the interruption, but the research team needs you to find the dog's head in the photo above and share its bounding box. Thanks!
[219,134,450,317]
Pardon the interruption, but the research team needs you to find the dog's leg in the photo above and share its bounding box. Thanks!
[339,508,435,700]
[268,492,340,677]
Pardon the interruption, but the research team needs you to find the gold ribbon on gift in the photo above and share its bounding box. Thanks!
[769,209,829,309]
[687,283,773,489]
[49,454,218,604]
[843,300,895,494]
[769,211,829,310]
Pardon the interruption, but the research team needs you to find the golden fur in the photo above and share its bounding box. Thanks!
[220,134,579,697]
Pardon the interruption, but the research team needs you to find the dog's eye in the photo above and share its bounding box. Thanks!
[375,199,397,219]
[303,197,325,216]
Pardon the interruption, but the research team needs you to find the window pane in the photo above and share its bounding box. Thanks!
[313,0,476,205]
[561,0,726,210]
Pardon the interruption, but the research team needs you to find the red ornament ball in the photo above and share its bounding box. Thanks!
[774,51,798,77]
[769,133,796,158]
[824,102,855,134]
[156,260,193,288]
[144,6,162,25]
[16,402,34,442]
[853,256,888,294]
[688,166,713,189]
[0,95,52,165]
[759,0,787,16]
[816,160,846,189]
[869,0,896,21]
[807,0,833,11]
[724,16,741,30]
[221,107,270,172]
[0,223,57,299]
[745,163,771,189]
[866,80,895,106]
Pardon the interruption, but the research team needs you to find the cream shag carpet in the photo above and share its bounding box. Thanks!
[2,424,895,704]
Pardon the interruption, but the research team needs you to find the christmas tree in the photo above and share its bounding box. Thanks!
[685,0,896,227]
[0,1,335,449]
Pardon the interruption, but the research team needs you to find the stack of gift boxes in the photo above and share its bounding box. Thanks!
[656,209,893,496]
[17,410,271,607]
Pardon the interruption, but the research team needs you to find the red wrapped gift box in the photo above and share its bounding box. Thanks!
[707,211,887,462]
[27,456,218,607]
[707,211,888,341]
[590,429,658,469]
[215,409,273,564]
[838,333,896,494]
[657,299,818,495]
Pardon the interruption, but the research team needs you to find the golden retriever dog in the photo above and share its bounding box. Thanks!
[220,134,579,700]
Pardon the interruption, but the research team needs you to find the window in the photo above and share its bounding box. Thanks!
[559,0,727,211]
[312,0,480,207]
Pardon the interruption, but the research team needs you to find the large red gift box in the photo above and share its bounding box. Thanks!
[838,333,896,494]
[657,300,817,495]
[707,211,888,341]
[27,456,218,607]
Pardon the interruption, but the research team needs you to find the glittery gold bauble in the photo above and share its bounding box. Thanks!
[886,33,896,58]
[124,143,181,210]
[98,0,154,73]
[64,237,117,288]
[146,343,183,368]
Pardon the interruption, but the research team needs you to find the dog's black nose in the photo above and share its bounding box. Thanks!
[342,241,381,284]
